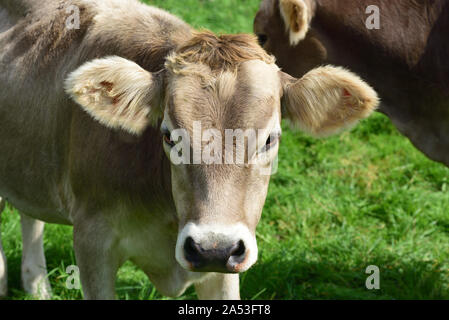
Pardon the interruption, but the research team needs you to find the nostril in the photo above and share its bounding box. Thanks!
[230,240,246,258]
[184,236,202,264]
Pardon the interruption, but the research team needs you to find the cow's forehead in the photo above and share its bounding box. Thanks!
[166,59,281,132]
[238,60,281,101]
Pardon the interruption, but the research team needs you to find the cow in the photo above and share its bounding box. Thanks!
[254,0,449,166]
[0,0,378,299]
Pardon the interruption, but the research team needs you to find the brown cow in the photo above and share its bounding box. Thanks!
[255,0,449,165]
[0,0,378,299]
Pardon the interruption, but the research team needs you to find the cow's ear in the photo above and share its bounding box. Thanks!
[65,56,163,135]
[279,0,314,45]
[280,66,379,137]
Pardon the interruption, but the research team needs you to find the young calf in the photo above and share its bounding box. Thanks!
[0,0,378,299]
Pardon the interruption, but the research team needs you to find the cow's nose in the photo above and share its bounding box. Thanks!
[183,236,247,273]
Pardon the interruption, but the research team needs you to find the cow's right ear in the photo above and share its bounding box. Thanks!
[65,56,164,135]
[280,66,379,137]
[279,0,314,46]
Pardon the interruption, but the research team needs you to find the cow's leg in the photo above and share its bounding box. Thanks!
[73,218,120,300]
[20,213,51,299]
[0,198,7,297]
[195,273,240,300]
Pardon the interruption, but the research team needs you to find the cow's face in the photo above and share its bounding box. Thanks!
[163,56,282,273]
[254,0,325,78]
[65,32,378,274]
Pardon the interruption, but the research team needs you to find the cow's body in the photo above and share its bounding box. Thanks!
[0,0,186,222]
[0,0,378,299]
[255,0,449,165]
[0,0,209,299]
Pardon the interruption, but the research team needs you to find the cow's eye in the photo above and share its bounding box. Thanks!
[257,34,268,46]
[264,133,280,151]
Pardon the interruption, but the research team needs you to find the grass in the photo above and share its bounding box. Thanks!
[1,0,448,300]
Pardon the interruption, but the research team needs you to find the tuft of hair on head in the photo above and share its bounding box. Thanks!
[165,30,275,74]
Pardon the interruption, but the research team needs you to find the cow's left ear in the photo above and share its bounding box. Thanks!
[279,0,315,45]
[280,66,379,137]
[65,56,164,135]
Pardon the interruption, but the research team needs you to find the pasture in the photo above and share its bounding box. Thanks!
[1,0,448,299]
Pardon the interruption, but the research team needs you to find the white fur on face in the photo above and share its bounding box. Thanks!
[240,60,281,99]
[175,222,258,273]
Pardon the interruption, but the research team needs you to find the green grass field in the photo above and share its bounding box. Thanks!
[1,0,448,300]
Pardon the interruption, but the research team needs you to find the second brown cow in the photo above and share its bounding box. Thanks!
[255,0,449,165]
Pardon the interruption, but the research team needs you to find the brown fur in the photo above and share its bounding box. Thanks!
[255,0,449,166]
[2,1,95,79]
[0,0,190,214]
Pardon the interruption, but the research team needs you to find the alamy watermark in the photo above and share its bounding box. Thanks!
[366,5,380,30]
[365,265,380,290]
[65,5,80,30]
[165,121,280,176]
[63,264,381,291]
[66,265,81,290]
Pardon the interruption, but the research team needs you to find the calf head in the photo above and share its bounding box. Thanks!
[254,0,325,78]
[65,31,378,274]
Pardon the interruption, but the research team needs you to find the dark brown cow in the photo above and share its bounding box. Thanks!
[255,0,449,165]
